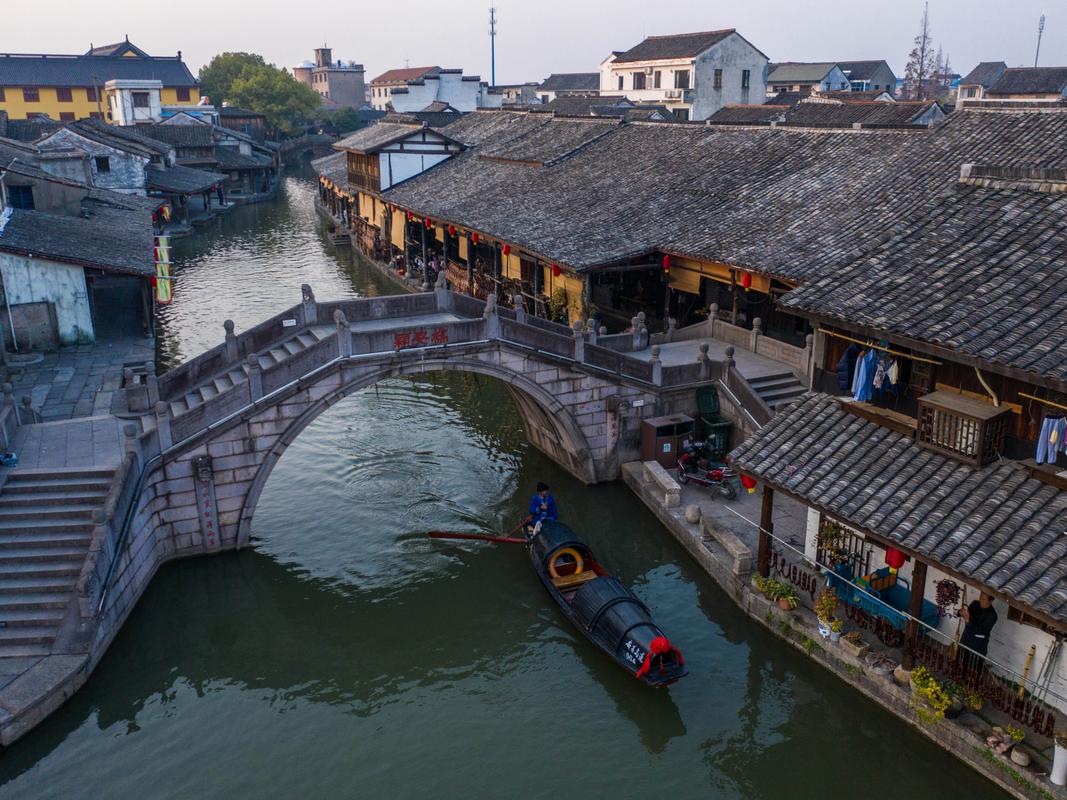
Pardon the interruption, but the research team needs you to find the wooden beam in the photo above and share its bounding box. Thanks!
[902,559,928,670]
[758,485,773,577]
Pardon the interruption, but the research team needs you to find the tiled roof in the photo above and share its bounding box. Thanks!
[540,95,628,116]
[480,117,619,166]
[333,119,428,154]
[765,91,809,106]
[0,115,61,142]
[145,164,224,193]
[988,67,1067,96]
[64,119,172,157]
[370,66,440,84]
[779,177,1067,383]
[85,40,149,57]
[729,393,1067,624]
[311,151,347,185]
[537,73,600,92]
[0,53,196,87]
[706,104,786,125]
[837,60,892,81]
[960,62,1008,88]
[421,101,458,114]
[137,124,214,148]
[784,100,939,127]
[612,30,735,63]
[821,89,894,102]
[213,147,271,170]
[434,110,552,146]
[768,62,839,83]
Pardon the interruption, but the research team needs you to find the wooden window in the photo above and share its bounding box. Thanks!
[7,185,34,209]
[89,111,104,120]
[86,86,98,101]
[0,88,4,101]
[132,92,150,108]
[95,156,110,174]
[674,70,690,90]
[22,87,39,102]
[59,112,75,121]
[714,69,723,89]
[56,87,73,102]
[617,75,623,91]
[742,70,751,90]
[653,70,661,89]
[633,72,646,90]
[176,87,191,102]
[916,390,1012,467]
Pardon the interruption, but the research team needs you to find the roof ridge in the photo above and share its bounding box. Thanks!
[644,28,734,39]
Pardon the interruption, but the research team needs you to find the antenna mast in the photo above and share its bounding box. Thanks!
[1035,14,1046,67]
[489,7,497,87]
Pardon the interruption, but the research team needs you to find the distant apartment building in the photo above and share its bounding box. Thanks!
[293,47,366,108]
[482,82,541,107]
[601,29,768,121]
[0,38,199,122]
[536,73,600,104]
[767,63,851,95]
[369,67,482,113]
[838,60,897,95]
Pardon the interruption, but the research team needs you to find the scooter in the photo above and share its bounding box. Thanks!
[676,441,737,499]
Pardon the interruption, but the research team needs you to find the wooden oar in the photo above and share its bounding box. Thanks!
[427,531,527,544]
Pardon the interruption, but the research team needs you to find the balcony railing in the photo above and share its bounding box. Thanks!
[915,390,1011,467]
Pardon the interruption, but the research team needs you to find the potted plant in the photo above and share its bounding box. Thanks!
[775,583,800,611]
[1006,726,1031,766]
[814,589,838,637]
[829,619,844,642]
[841,630,868,658]
[910,666,950,723]
[1052,730,1067,787]
[752,574,775,600]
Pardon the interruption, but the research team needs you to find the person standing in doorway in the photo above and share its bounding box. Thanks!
[958,592,998,681]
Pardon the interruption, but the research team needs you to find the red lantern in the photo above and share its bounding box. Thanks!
[407,211,413,221]
[424,217,432,229]
[740,271,753,289]
[885,548,906,570]
[662,255,671,273]
[448,225,456,236]
[739,474,757,494]
[502,244,511,256]
[551,264,561,277]
[471,233,479,245]
[150,276,158,288]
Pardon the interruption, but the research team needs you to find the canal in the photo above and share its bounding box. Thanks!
[0,163,1009,799]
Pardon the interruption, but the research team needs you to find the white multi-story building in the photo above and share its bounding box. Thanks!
[600,29,769,121]
[368,67,483,113]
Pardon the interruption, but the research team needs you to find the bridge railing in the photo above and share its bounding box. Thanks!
[318,293,438,324]
[351,318,487,355]
[262,332,340,396]
[500,318,575,359]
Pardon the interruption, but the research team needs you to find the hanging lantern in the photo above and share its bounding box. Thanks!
[407,211,413,221]
[502,244,511,256]
[551,264,561,278]
[885,547,906,571]
[424,216,432,229]
[740,271,753,289]
[739,474,757,494]
[471,233,479,245]
[150,276,158,288]
[662,255,671,273]
[448,225,456,236]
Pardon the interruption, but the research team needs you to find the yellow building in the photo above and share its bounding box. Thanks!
[0,39,199,122]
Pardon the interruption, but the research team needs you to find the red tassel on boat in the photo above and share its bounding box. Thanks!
[636,636,673,679]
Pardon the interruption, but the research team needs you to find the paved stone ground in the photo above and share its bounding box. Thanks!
[631,338,795,379]
[9,416,127,470]
[4,338,154,422]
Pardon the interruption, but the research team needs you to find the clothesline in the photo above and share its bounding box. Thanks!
[818,328,941,365]
[1019,392,1067,414]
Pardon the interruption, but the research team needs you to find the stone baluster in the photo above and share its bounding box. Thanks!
[301,284,317,326]
[665,317,677,343]
[572,320,586,363]
[145,361,159,406]
[483,293,500,340]
[750,316,762,353]
[698,342,711,382]
[650,345,663,386]
[513,294,526,325]
[803,333,815,388]
[435,269,452,312]
[154,401,172,450]
[334,310,352,358]
[630,316,641,351]
[246,354,264,401]
[123,422,141,463]
[21,396,34,423]
[587,322,598,346]
[708,303,718,339]
[224,319,238,362]
[725,345,736,372]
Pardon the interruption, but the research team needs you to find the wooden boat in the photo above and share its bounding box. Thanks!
[527,520,687,687]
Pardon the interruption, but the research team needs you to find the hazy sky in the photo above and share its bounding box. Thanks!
[5,0,1063,83]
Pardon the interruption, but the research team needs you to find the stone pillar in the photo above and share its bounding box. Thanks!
[587,323,598,346]
[650,345,662,386]
[758,484,774,577]
[301,284,317,326]
[698,342,711,382]
[631,316,641,351]
[435,270,452,312]
[483,293,500,340]
[224,319,238,362]
[901,559,929,670]
[573,320,585,363]
[708,303,718,339]
[665,317,677,343]
[334,310,352,357]
[154,401,172,450]
[725,345,736,372]
[513,294,526,325]
[246,354,263,401]
[804,332,816,388]
[20,396,34,424]
[145,361,160,406]
[750,317,762,353]
[123,422,141,463]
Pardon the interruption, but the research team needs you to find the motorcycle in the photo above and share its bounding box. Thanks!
[676,441,738,499]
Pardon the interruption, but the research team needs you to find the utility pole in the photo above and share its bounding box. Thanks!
[489,7,497,87]
[1035,14,1046,67]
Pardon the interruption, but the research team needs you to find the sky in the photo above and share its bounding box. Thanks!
[3,0,1063,83]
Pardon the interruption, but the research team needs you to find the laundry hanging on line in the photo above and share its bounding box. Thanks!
[1036,416,1067,464]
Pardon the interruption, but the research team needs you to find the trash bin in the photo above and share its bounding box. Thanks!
[640,414,695,470]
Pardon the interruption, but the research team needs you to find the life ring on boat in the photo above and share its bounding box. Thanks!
[549,548,584,578]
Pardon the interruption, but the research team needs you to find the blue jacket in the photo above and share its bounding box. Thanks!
[529,493,558,524]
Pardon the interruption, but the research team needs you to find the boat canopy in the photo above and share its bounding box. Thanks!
[530,521,588,568]
[571,576,662,665]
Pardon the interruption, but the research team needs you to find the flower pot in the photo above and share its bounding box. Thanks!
[1052,743,1067,786]
[893,664,912,686]
[777,597,793,611]
[841,638,868,658]
[1010,745,1031,767]
[829,630,841,643]
[818,620,831,638]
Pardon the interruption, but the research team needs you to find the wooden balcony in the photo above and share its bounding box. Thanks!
[916,390,1012,467]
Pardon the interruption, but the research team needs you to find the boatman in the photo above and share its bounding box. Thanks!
[528,482,558,534]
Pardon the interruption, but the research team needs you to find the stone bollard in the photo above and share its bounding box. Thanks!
[246,354,264,401]
[698,342,711,382]
[708,303,718,339]
[665,317,677,343]
[145,361,160,405]
[334,309,352,357]
[630,316,641,351]
[685,504,702,524]
[513,294,526,324]
[725,345,736,372]
[20,396,33,423]
[650,344,662,386]
[483,293,500,340]
[224,319,238,362]
[301,284,317,325]
[154,401,172,450]
[640,325,650,351]
[572,319,585,363]
[123,422,141,462]
[750,317,762,352]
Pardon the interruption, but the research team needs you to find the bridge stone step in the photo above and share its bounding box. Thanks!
[0,561,83,579]
[0,532,93,549]
[295,332,318,348]
[170,398,189,417]
[762,387,807,405]
[0,491,108,508]
[0,608,66,627]
[0,520,93,536]
[0,642,53,657]
[0,592,70,610]
[6,468,115,482]
[3,478,112,494]
[214,375,235,394]
[0,625,58,646]
[0,576,77,594]
[198,384,218,402]
[0,504,98,521]
[268,347,290,363]
[0,547,89,564]
[282,340,303,356]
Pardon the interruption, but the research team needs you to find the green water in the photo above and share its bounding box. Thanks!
[0,164,1009,799]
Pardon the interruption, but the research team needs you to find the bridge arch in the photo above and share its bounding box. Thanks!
[234,356,598,547]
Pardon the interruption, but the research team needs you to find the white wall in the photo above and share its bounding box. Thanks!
[379,152,451,190]
[436,74,481,112]
[40,129,148,195]
[0,253,93,344]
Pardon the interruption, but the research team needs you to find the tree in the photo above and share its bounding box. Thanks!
[198,52,266,106]
[320,106,366,134]
[903,2,936,100]
[228,65,321,136]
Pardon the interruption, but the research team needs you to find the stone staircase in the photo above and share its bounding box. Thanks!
[748,371,807,411]
[0,468,114,657]
[168,324,334,418]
